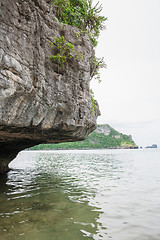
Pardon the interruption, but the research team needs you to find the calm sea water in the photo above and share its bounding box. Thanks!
[0,149,160,240]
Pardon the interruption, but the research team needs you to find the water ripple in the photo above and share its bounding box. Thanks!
[0,149,160,239]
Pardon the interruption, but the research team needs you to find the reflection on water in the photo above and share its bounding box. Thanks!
[0,149,160,240]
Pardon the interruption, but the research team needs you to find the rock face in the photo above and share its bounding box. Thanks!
[0,0,100,173]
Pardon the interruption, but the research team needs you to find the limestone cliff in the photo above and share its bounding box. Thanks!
[0,0,100,173]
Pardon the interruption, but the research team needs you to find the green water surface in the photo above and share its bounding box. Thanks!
[0,149,160,240]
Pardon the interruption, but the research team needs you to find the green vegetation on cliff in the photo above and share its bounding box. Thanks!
[51,0,107,80]
[52,0,107,47]
[30,124,138,150]
[50,0,107,110]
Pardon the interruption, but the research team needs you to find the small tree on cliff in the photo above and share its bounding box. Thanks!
[52,0,107,47]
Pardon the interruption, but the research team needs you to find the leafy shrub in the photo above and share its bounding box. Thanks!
[49,36,83,68]
[92,56,107,82]
[52,0,107,47]
[90,88,97,114]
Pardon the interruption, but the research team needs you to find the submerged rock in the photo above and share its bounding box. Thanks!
[0,0,100,173]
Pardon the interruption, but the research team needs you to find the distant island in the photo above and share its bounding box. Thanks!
[145,144,158,149]
[30,124,138,150]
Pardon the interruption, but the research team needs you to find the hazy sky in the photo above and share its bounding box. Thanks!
[91,0,160,147]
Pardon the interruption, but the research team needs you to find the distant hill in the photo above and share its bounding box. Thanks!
[30,124,138,150]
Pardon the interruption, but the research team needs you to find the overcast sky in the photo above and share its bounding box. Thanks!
[91,0,160,148]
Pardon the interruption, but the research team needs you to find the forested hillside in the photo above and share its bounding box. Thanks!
[30,124,138,150]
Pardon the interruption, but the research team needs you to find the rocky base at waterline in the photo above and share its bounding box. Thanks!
[0,0,100,173]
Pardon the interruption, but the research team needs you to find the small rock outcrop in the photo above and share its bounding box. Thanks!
[145,144,158,149]
[0,0,100,173]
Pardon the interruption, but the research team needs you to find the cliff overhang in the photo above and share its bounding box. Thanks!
[0,0,100,173]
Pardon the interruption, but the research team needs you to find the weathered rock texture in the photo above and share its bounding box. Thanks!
[0,0,100,173]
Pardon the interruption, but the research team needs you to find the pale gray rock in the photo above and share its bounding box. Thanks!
[0,0,100,173]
